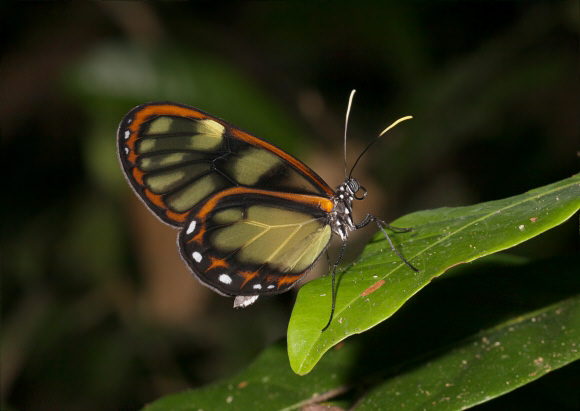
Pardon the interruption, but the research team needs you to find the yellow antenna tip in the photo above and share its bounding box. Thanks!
[379,115,413,137]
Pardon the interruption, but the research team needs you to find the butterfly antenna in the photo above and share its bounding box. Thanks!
[343,89,356,178]
[349,115,413,179]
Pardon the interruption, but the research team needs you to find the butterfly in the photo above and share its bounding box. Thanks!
[117,91,418,331]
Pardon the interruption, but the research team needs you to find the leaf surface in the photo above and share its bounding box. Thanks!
[142,286,580,410]
[288,175,580,374]
[356,296,580,410]
[142,340,357,411]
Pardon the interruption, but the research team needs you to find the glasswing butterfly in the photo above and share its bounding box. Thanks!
[117,91,418,331]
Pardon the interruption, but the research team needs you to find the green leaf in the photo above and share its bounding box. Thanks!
[141,257,579,410]
[141,340,359,411]
[288,175,580,374]
[355,296,580,410]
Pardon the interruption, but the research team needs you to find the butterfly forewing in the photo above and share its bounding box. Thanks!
[118,102,333,226]
[117,102,336,300]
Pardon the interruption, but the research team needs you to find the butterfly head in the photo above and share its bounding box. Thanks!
[336,177,361,204]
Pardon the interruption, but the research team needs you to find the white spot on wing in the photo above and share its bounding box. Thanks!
[124,147,129,155]
[219,274,232,284]
[192,251,202,263]
[267,285,275,289]
[253,284,262,290]
[234,295,259,308]
[186,220,197,234]
[124,130,130,139]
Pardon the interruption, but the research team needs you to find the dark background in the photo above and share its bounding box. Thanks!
[1,2,578,410]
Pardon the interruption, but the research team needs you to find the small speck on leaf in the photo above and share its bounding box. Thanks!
[360,279,385,296]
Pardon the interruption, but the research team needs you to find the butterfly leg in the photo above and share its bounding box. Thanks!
[356,215,419,273]
[355,214,412,232]
[379,223,413,233]
[321,240,348,332]
[325,249,332,268]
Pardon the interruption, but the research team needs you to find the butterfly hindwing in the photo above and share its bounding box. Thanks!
[117,102,334,227]
[179,188,334,296]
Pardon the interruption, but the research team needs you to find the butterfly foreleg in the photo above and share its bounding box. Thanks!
[354,213,373,229]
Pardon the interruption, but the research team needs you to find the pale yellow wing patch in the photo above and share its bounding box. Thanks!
[225,147,282,185]
[166,174,228,212]
[145,163,211,193]
[139,117,224,153]
[210,206,331,273]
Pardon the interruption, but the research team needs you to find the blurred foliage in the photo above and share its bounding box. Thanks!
[1,2,578,410]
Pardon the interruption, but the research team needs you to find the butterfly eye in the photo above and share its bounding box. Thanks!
[346,178,360,193]
[354,185,367,200]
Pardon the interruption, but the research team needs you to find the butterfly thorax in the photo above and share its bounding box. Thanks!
[329,178,359,241]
